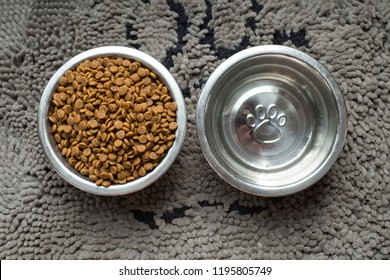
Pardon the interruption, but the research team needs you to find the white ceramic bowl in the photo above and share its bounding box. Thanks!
[38,46,186,196]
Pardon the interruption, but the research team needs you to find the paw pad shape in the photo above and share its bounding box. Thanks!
[246,104,287,144]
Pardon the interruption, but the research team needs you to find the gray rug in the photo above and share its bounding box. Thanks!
[1,0,390,260]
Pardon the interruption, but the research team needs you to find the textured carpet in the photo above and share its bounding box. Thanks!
[1,0,390,260]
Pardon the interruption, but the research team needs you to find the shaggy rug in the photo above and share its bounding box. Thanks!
[1,0,389,259]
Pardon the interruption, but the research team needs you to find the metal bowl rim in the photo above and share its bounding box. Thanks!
[197,45,347,197]
[38,46,187,196]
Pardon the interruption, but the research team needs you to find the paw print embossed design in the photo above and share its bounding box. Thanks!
[245,104,287,144]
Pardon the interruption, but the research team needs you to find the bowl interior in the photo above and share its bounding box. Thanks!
[38,47,186,196]
[200,49,345,196]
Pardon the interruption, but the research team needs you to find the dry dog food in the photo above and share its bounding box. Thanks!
[48,57,178,187]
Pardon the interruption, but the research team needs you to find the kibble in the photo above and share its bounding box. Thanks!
[114,120,123,130]
[116,130,125,139]
[114,139,123,148]
[74,99,84,109]
[49,56,178,188]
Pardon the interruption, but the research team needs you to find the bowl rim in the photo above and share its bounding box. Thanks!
[38,46,186,196]
[197,45,347,197]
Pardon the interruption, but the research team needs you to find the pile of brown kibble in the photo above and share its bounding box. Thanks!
[49,57,178,188]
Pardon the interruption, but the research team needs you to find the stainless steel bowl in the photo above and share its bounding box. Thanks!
[38,46,186,196]
[197,45,347,197]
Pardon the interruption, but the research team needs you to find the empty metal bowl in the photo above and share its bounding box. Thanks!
[197,45,347,197]
[38,46,186,196]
